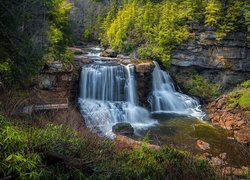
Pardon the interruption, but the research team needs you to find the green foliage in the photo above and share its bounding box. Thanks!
[0,114,217,179]
[32,124,83,156]
[216,1,245,40]
[100,0,249,65]
[185,75,220,100]
[0,0,73,88]
[228,82,250,110]
[0,115,44,179]
[45,0,73,63]
[241,80,250,88]
[118,146,217,179]
[82,28,92,42]
[204,0,221,27]
[101,0,191,65]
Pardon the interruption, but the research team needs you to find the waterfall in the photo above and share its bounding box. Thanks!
[78,62,157,137]
[150,61,205,119]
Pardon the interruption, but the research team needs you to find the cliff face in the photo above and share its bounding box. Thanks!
[169,26,250,101]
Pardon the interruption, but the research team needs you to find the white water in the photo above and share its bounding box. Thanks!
[78,61,157,138]
[150,61,205,119]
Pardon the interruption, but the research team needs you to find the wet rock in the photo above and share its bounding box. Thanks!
[197,140,210,150]
[135,62,154,106]
[119,59,132,65]
[73,55,89,61]
[73,56,93,70]
[100,49,118,58]
[135,63,154,73]
[234,127,250,144]
[67,47,87,55]
[112,123,134,136]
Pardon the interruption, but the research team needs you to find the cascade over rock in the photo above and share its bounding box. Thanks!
[150,61,204,119]
[78,51,157,137]
[78,47,205,137]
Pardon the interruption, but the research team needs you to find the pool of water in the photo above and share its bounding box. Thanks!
[137,114,250,167]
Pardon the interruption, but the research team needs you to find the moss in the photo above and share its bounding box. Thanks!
[238,89,250,109]
[180,74,220,101]
[228,88,250,110]
[241,80,250,88]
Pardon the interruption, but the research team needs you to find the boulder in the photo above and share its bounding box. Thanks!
[100,49,118,58]
[112,123,134,136]
[197,140,210,150]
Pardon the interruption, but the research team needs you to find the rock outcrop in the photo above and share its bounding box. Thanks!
[134,61,154,106]
[206,93,250,144]
[170,26,250,100]
[172,31,249,72]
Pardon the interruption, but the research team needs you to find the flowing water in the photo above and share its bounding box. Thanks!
[78,47,156,137]
[149,61,205,119]
[78,46,249,166]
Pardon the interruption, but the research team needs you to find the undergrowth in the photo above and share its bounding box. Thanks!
[0,114,218,179]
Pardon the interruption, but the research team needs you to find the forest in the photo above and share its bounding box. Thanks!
[0,0,250,179]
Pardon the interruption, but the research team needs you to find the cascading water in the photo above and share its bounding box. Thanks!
[150,61,205,119]
[78,60,156,137]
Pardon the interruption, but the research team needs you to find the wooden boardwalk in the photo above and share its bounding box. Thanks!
[22,98,69,114]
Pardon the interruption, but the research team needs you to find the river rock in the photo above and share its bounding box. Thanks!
[197,140,210,150]
[112,123,134,136]
[234,127,250,144]
[100,49,118,58]
[67,47,87,55]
